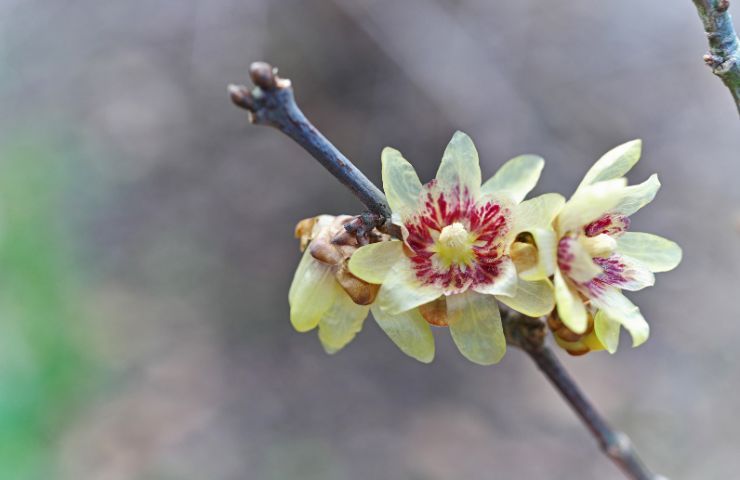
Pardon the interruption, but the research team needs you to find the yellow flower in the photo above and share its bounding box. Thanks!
[551,140,682,354]
[349,131,562,365]
[289,215,380,354]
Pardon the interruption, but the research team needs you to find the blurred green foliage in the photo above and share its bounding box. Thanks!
[0,143,90,480]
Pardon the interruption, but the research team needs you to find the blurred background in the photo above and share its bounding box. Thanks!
[1,0,739,479]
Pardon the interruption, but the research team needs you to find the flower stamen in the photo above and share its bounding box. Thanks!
[433,222,476,267]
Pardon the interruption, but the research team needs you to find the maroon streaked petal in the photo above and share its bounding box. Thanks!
[584,213,630,238]
[402,182,511,295]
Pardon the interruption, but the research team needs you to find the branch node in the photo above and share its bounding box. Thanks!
[605,431,632,459]
[717,0,731,13]
[503,312,546,351]
[343,213,382,245]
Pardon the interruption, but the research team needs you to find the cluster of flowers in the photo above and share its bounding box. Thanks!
[289,132,681,364]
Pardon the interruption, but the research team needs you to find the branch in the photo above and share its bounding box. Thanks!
[229,62,662,480]
[503,312,663,480]
[692,0,740,114]
[228,62,393,235]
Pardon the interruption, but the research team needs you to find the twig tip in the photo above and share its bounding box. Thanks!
[228,84,254,110]
[250,61,278,90]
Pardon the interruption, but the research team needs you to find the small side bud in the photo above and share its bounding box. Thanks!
[342,212,387,245]
[249,62,291,90]
[228,84,254,110]
[249,61,277,90]
[703,53,721,67]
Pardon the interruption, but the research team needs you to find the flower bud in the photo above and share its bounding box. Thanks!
[419,297,449,327]
[294,214,385,306]
[547,310,605,356]
[334,261,380,305]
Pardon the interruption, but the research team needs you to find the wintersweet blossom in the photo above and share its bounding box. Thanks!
[348,131,562,365]
[289,215,381,353]
[551,140,682,354]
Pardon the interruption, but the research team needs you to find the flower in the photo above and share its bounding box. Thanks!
[348,131,562,365]
[551,140,682,354]
[288,215,382,354]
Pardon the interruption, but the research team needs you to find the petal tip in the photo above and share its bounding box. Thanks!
[465,347,506,366]
[631,328,649,348]
[452,130,471,140]
[290,311,319,333]
[381,146,401,159]
[417,352,435,364]
[529,154,545,169]
[448,130,476,151]
[673,246,684,270]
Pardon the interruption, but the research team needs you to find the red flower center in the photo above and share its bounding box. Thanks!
[403,182,510,294]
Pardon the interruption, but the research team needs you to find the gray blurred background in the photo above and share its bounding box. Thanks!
[1,0,739,479]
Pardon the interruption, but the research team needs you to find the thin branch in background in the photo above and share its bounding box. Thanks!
[228,62,665,480]
[692,0,740,114]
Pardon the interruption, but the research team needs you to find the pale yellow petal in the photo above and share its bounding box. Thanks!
[371,305,435,363]
[289,249,337,332]
[576,139,642,192]
[594,310,620,354]
[511,193,565,234]
[510,193,564,281]
[382,147,423,219]
[318,286,370,354]
[591,288,649,347]
[563,236,602,283]
[580,233,618,258]
[582,330,607,352]
[616,232,682,273]
[376,257,442,315]
[609,254,655,291]
[480,154,544,203]
[435,131,481,199]
[553,269,588,333]
[495,278,554,317]
[447,292,506,365]
[558,178,626,234]
[472,256,518,297]
[563,175,659,233]
[611,174,660,217]
[348,240,404,284]
[519,227,557,281]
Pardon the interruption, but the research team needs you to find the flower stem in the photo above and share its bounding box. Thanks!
[229,62,663,480]
[691,0,740,115]
[228,62,392,231]
[503,312,663,480]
